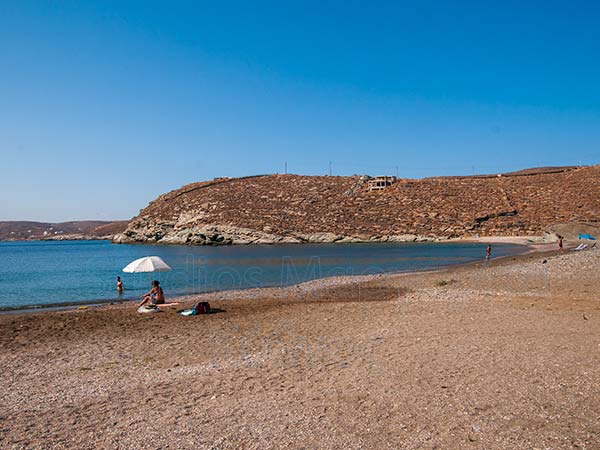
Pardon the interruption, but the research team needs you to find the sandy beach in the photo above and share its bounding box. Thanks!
[1,245,599,449]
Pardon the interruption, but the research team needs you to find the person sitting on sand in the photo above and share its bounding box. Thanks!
[139,280,165,307]
[116,276,124,294]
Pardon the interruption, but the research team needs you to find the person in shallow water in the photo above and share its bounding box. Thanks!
[116,276,124,294]
[139,280,165,307]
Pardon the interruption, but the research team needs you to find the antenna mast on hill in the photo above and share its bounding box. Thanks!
[329,161,332,176]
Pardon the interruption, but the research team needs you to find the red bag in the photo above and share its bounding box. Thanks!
[195,302,211,314]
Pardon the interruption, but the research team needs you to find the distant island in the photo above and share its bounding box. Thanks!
[0,220,128,242]
[114,165,600,246]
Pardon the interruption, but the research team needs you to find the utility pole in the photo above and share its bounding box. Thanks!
[285,162,287,174]
[329,161,332,176]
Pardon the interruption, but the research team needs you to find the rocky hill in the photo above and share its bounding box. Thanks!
[0,221,129,241]
[114,166,600,245]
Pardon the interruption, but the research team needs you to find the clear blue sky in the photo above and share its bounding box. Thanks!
[1,1,599,222]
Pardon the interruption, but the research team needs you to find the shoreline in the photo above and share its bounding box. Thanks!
[1,239,598,447]
[1,238,555,315]
[1,233,551,246]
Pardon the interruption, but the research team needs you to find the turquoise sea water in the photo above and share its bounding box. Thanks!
[0,240,524,310]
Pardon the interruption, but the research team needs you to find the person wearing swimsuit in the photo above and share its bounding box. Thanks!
[139,280,165,307]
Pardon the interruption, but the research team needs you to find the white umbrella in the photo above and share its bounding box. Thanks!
[122,256,172,273]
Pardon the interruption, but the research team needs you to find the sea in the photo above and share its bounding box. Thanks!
[0,240,525,310]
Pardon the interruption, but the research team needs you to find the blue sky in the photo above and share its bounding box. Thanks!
[1,1,599,221]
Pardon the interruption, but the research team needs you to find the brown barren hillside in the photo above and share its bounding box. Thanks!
[0,221,129,241]
[115,166,600,245]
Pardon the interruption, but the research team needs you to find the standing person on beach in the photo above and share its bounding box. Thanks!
[486,244,492,260]
[116,276,124,294]
[558,235,564,251]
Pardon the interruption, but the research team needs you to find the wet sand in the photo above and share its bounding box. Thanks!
[1,246,599,449]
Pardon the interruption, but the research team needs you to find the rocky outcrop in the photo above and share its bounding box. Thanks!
[115,223,435,245]
[114,166,600,245]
